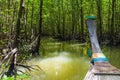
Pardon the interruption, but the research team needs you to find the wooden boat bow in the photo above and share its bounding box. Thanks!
[84,16,120,80]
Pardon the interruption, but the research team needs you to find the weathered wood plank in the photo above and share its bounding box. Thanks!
[84,63,120,80]
[93,62,120,74]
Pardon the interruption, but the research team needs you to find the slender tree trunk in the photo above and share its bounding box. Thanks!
[80,0,84,42]
[7,0,11,32]
[24,2,28,42]
[76,0,81,40]
[11,1,17,35]
[35,0,43,55]
[62,15,65,40]
[107,0,111,41]
[96,0,102,43]
[62,0,65,40]
[13,0,24,48]
[57,0,61,36]
[30,2,35,42]
[31,2,34,32]
[110,0,116,45]
[0,4,2,33]
[114,1,117,44]
[49,1,55,36]
[31,5,33,27]
[71,0,75,39]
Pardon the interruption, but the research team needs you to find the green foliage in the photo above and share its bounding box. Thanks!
[2,74,30,80]
[0,0,120,55]
[17,74,30,79]
[21,29,25,33]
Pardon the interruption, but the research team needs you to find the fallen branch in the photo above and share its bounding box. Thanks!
[0,48,18,67]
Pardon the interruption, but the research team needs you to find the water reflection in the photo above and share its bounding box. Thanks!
[26,52,89,80]
[24,38,120,80]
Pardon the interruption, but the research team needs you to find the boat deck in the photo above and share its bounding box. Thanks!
[84,62,120,80]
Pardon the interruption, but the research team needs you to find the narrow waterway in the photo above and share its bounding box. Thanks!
[24,38,120,80]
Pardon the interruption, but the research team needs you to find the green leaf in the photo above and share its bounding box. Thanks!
[21,29,25,33]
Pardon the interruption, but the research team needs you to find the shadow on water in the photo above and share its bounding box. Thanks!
[26,52,89,80]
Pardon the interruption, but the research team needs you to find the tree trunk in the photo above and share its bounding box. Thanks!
[0,4,2,33]
[13,0,24,48]
[96,0,102,43]
[30,2,35,42]
[35,0,43,55]
[80,0,84,42]
[57,0,61,36]
[107,0,111,41]
[24,2,28,42]
[62,0,65,40]
[71,0,75,39]
[7,0,24,77]
[11,1,17,36]
[110,0,116,45]
[7,0,11,33]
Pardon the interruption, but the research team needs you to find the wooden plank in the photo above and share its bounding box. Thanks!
[93,75,120,80]
[84,62,120,80]
[84,69,120,80]
[93,62,120,74]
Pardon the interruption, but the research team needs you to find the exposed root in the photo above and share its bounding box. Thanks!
[0,48,42,79]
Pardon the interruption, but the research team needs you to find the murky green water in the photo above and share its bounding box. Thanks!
[102,46,120,69]
[26,54,89,80]
[24,38,120,80]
